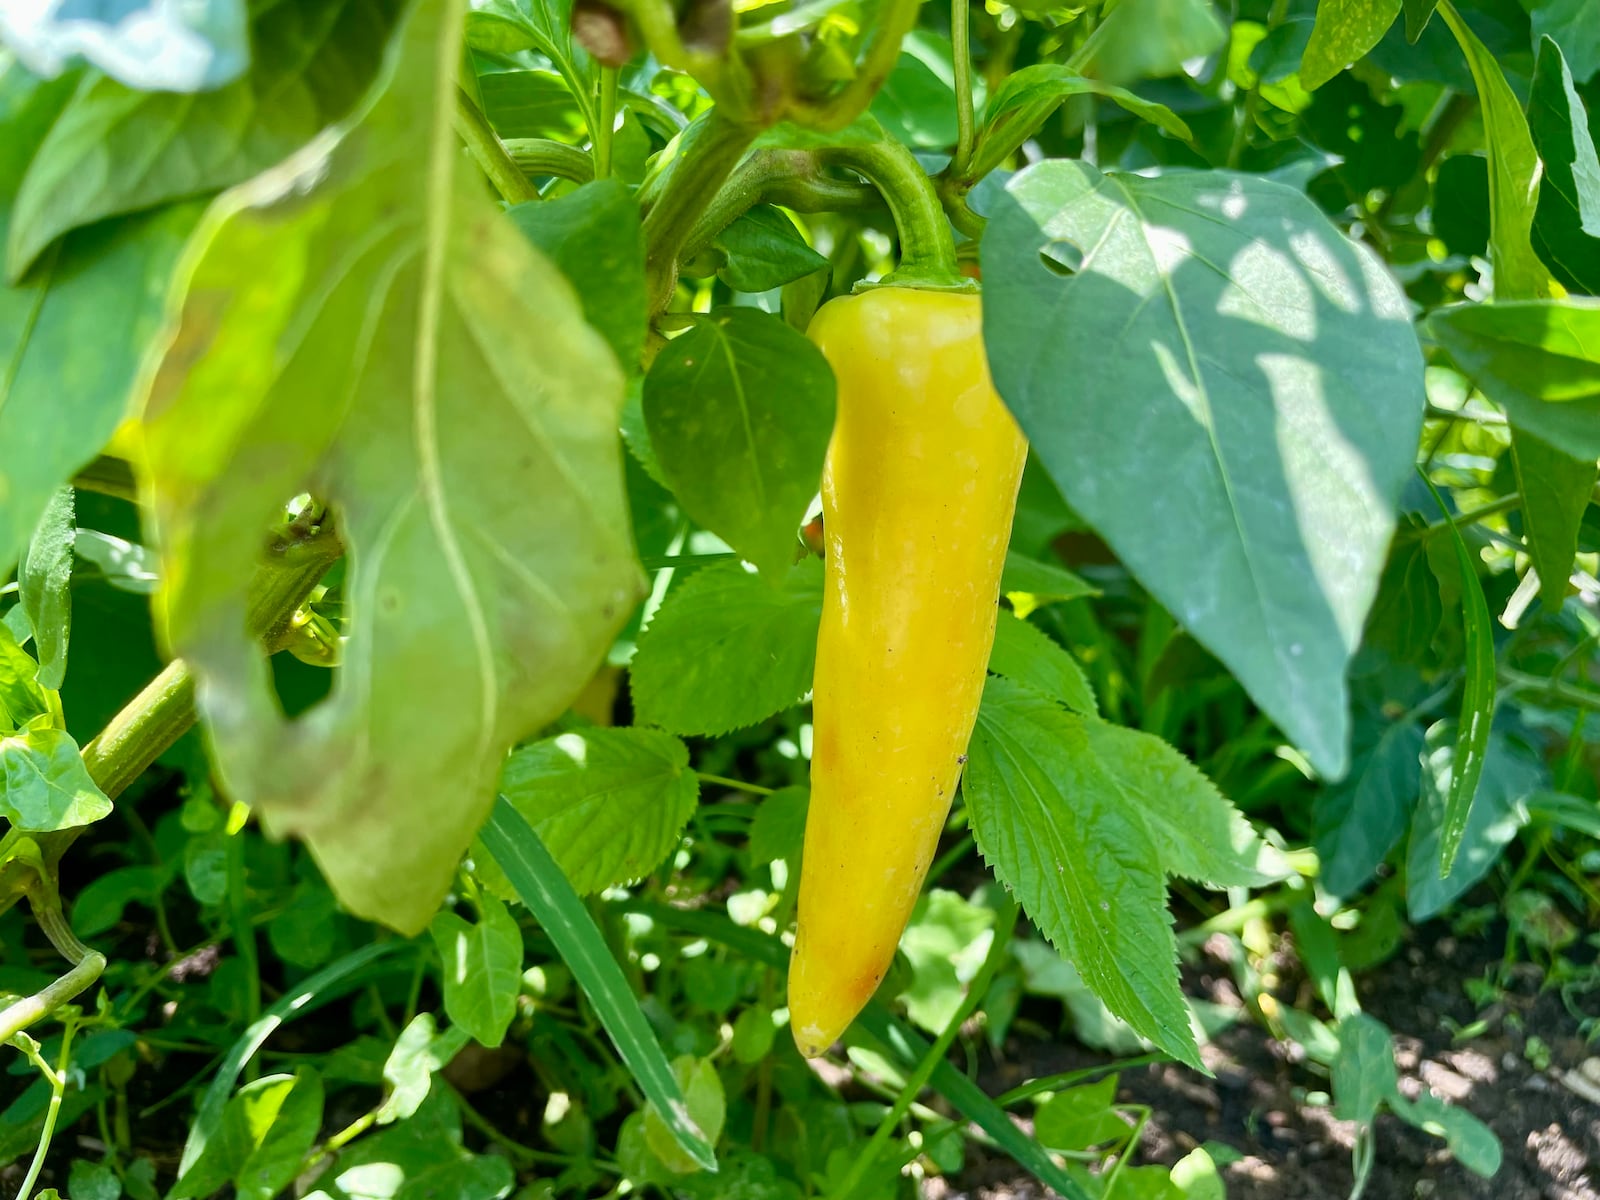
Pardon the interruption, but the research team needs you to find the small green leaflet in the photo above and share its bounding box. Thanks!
[430,891,524,1048]
[1,722,111,833]
[0,621,53,729]
[18,485,73,689]
[989,609,1097,715]
[486,726,700,895]
[478,798,717,1171]
[169,1070,324,1200]
[377,1014,471,1125]
[713,206,830,293]
[1420,473,1495,877]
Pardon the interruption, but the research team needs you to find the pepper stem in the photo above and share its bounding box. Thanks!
[820,139,972,291]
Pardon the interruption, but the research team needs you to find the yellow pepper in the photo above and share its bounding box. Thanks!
[788,286,1027,1057]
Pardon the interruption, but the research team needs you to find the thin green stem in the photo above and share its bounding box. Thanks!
[1423,492,1521,535]
[595,68,619,180]
[454,89,540,204]
[820,139,968,288]
[789,0,923,131]
[697,772,774,796]
[641,112,760,311]
[0,952,103,1046]
[15,1023,77,1200]
[994,1053,1169,1108]
[835,898,1019,1198]
[1499,667,1600,713]
[504,139,596,185]
[951,0,976,178]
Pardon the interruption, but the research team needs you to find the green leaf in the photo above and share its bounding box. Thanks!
[377,1014,471,1125]
[0,621,52,730]
[430,892,524,1048]
[1403,0,1438,41]
[713,206,829,293]
[1391,1091,1503,1177]
[982,163,1423,778]
[746,784,808,865]
[306,1089,514,1200]
[643,309,834,579]
[466,0,595,105]
[478,797,717,1171]
[871,43,961,150]
[1422,476,1497,876]
[1033,1076,1129,1150]
[643,1056,725,1173]
[964,678,1201,1070]
[630,559,824,736]
[71,864,168,937]
[477,66,585,137]
[1077,0,1227,84]
[971,65,1191,181]
[1331,1013,1398,1124]
[508,178,646,369]
[0,1,249,93]
[138,0,644,935]
[1510,430,1595,609]
[18,485,73,689]
[1427,299,1600,458]
[1300,0,1401,90]
[1440,4,1556,301]
[171,1070,324,1200]
[989,609,1097,716]
[489,726,699,894]
[999,550,1097,610]
[1169,1146,1226,1199]
[6,0,404,279]
[899,889,997,1031]
[1313,718,1424,897]
[1407,725,1543,921]
[1530,38,1600,295]
[1524,0,1600,83]
[0,723,111,833]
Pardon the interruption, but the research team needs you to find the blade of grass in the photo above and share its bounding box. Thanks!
[478,796,717,1171]
[177,940,406,1177]
[1421,470,1496,876]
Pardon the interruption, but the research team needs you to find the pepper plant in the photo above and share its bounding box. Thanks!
[1,0,1598,1196]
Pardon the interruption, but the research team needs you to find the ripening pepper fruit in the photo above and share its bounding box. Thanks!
[788,286,1027,1057]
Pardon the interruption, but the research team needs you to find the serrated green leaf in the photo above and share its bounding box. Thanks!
[171,1069,324,1200]
[137,0,644,935]
[487,726,699,895]
[714,206,829,293]
[0,723,110,833]
[1300,0,1401,90]
[643,309,835,579]
[982,162,1423,778]
[430,892,524,1048]
[18,485,72,689]
[999,550,1097,608]
[989,609,1097,716]
[965,678,1201,1070]
[1407,724,1543,921]
[6,0,404,279]
[1313,718,1424,897]
[508,178,646,369]
[1530,38,1600,295]
[631,559,824,736]
[747,784,808,865]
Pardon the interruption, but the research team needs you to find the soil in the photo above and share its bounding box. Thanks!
[947,924,1600,1200]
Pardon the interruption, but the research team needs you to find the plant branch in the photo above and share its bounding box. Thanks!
[454,89,540,204]
[818,138,968,288]
[951,0,976,178]
[505,139,597,185]
[595,68,619,180]
[788,0,924,131]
